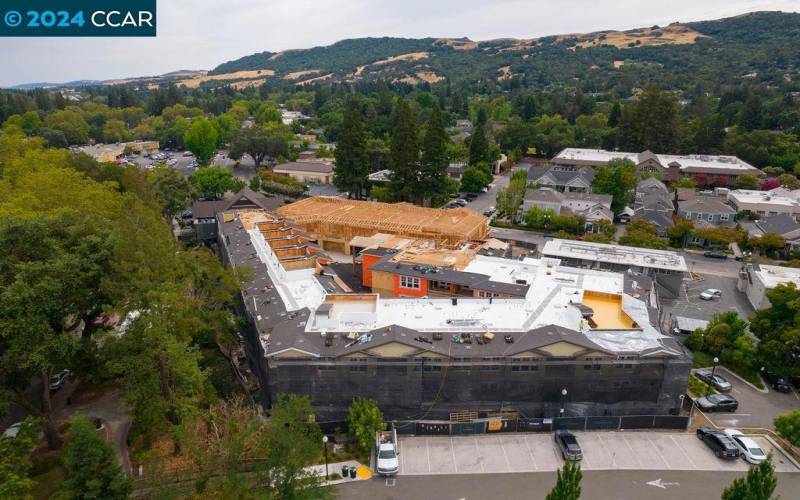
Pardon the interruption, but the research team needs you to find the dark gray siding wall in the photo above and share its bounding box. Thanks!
[268,356,692,421]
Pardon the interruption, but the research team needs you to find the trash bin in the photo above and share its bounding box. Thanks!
[341,465,349,477]
[349,467,356,479]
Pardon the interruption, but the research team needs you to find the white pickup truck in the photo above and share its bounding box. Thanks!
[375,428,399,476]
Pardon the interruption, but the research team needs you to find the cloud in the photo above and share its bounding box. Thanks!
[0,0,797,86]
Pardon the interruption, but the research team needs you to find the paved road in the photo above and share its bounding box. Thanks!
[338,470,800,500]
[698,367,800,430]
[466,172,510,214]
[661,275,754,324]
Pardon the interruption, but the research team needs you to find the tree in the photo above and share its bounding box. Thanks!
[149,166,192,224]
[618,85,679,153]
[751,232,786,256]
[738,94,764,131]
[460,164,492,193]
[388,99,419,202]
[190,166,237,199]
[0,417,40,500]
[667,217,695,247]
[249,175,261,192]
[546,461,582,500]
[734,174,760,190]
[672,177,697,189]
[61,415,131,499]
[419,105,449,206]
[333,97,369,199]
[347,398,385,457]
[102,119,129,143]
[750,283,800,373]
[184,117,219,165]
[535,114,575,158]
[468,121,491,166]
[591,158,638,214]
[721,455,777,500]
[44,108,90,145]
[774,410,800,447]
[229,125,289,168]
[618,220,668,249]
[778,173,800,189]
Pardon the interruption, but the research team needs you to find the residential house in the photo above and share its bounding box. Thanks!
[677,196,738,247]
[743,213,800,255]
[521,187,613,229]
[447,162,467,180]
[527,165,595,192]
[632,178,674,237]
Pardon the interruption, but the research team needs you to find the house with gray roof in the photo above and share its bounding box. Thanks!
[632,178,674,237]
[191,187,289,241]
[677,196,737,226]
[528,165,595,192]
[743,213,800,254]
[521,187,613,228]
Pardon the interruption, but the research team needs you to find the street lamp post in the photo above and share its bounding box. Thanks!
[707,357,720,396]
[561,388,568,417]
[322,435,329,480]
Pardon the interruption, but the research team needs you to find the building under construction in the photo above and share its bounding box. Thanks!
[275,196,490,254]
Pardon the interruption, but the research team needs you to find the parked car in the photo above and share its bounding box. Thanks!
[183,151,194,157]
[483,207,496,217]
[696,427,740,459]
[703,251,727,259]
[723,429,767,464]
[49,369,71,391]
[453,198,468,206]
[694,370,732,392]
[699,289,722,301]
[554,430,582,461]
[763,371,793,393]
[695,393,738,412]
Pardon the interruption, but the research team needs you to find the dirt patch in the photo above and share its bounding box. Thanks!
[177,70,275,88]
[497,66,512,81]
[395,71,444,85]
[230,79,267,90]
[283,70,320,80]
[574,24,708,49]
[297,73,334,85]
[372,52,429,66]
[435,38,478,50]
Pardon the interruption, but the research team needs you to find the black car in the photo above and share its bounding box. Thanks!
[703,251,727,259]
[554,430,582,461]
[695,393,738,412]
[696,427,741,460]
[763,371,793,393]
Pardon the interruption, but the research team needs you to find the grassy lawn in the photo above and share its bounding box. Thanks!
[688,374,717,398]
[691,350,765,390]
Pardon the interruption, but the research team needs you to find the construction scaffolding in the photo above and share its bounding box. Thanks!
[276,197,490,253]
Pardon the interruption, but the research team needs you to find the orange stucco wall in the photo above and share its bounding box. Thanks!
[361,254,383,288]
[393,274,428,297]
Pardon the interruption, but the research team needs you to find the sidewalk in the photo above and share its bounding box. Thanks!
[307,460,372,485]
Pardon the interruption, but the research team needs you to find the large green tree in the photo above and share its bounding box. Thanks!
[774,410,800,447]
[333,97,369,199]
[618,220,668,249]
[0,417,40,500]
[190,166,237,199]
[388,99,419,202]
[61,415,131,500]
[347,398,385,457]
[591,158,638,214]
[149,165,192,224]
[618,85,680,153]
[229,124,289,168]
[418,105,449,205]
[184,117,219,165]
[468,120,491,166]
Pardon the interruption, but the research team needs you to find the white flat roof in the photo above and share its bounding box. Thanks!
[752,264,800,289]
[542,239,688,272]
[728,190,800,208]
[554,148,758,173]
[306,255,668,353]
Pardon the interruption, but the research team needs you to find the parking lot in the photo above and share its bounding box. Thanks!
[661,275,754,324]
[397,432,799,475]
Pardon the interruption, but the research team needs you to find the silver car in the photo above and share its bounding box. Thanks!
[723,429,767,464]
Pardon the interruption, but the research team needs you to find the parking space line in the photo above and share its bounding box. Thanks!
[670,434,696,468]
[473,436,485,472]
[425,438,431,473]
[400,438,406,473]
[621,434,638,468]
[498,435,512,471]
[523,434,538,470]
[450,437,458,473]
[646,435,671,469]
[598,433,617,468]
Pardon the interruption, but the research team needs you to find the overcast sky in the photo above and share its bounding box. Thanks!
[1,0,798,87]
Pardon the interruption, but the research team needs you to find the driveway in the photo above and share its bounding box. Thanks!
[681,252,743,278]
[660,275,754,324]
[696,367,800,430]
[396,432,798,475]
[465,172,510,214]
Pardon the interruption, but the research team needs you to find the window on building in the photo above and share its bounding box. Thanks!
[399,275,421,290]
[720,213,730,221]
[707,214,714,222]
[695,213,702,221]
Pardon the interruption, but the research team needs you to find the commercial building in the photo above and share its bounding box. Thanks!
[738,263,800,309]
[541,239,688,297]
[552,148,762,187]
[80,140,159,162]
[727,189,800,218]
[218,208,690,421]
[276,196,490,254]
[273,161,334,184]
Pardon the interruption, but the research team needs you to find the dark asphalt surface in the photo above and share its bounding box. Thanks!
[337,470,800,500]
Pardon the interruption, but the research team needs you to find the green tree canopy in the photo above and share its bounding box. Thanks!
[591,158,638,214]
[419,105,449,206]
[388,99,420,202]
[0,417,40,500]
[184,117,219,165]
[546,460,582,500]
[347,398,385,457]
[333,97,369,199]
[774,410,800,447]
[190,166,237,199]
[61,415,131,499]
[229,124,290,168]
[721,455,777,500]
[618,220,668,249]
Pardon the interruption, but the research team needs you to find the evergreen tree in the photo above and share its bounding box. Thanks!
[619,85,680,153]
[468,121,491,166]
[419,105,449,205]
[333,97,369,199]
[546,461,582,500]
[61,415,131,500]
[739,94,764,131]
[721,456,777,500]
[388,99,419,202]
[608,102,621,128]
